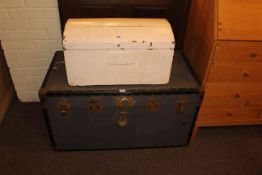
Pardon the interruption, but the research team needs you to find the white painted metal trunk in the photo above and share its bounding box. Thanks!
[63,18,175,86]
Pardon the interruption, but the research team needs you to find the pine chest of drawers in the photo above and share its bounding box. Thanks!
[184,0,262,129]
[39,51,202,150]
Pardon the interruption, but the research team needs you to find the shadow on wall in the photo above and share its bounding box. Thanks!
[0,41,15,123]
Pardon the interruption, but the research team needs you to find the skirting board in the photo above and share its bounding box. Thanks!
[0,86,14,124]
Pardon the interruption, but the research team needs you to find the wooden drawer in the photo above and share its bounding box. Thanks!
[214,43,262,62]
[202,83,262,107]
[198,106,262,126]
[199,82,262,126]
[207,61,262,82]
[218,0,262,41]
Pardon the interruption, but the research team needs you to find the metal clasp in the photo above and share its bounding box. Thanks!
[176,96,188,114]
[116,96,134,110]
[118,112,128,127]
[87,99,102,112]
[146,98,160,112]
[58,98,71,118]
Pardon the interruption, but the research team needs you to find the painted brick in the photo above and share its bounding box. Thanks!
[19,58,52,68]
[0,0,24,8]
[3,50,20,67]
[12,20,29,30]
[24,0,58,8]
[2,41,33,50]
[10,67,48,77]
[47,30,62,40]
[0,10,9,19]
[14,84,35,94]
[9,8,44,19]
[15,30,48,40]
[32,40,62,49]
[13,76,44,92]
[0,31,15,40]
[20,49,52,59]
[16,92,39,102]
[3,50,20,60]
[43,8,60,18]
[12,75,45,86]
[29,19,60,29]
[13,82,39,93]
[1,0,62,102]
[3,58,51,69]
[0,20,13,30]
[5,58,19,68]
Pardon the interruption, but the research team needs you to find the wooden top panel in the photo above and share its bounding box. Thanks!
[41,51,200,94]
[218,0,262,41]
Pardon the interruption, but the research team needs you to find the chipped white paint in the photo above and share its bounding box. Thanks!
[63,18,175,86]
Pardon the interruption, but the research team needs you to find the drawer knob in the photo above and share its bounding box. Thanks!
[227,112,233,117]
[250,53,257,58]
[244,101,250,107]
[234,93,241,98]
[87,99,102,112]
[242,72,249,78]
[118,112,128,127]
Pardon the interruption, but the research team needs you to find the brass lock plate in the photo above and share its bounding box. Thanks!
[57,98,71,118]
[176,96,188,114]
[116,96,134,109]
[146,98,160,112]
[87,99,102,112]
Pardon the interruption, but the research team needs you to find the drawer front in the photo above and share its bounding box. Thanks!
[198,106,262,126]
[214,43,262,62]
[202,83,262,107]
[46,94,201,150]
[207,61,262,82]
[218,0,262,41]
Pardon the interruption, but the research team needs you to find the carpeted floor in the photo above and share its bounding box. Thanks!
[0,98,261,175]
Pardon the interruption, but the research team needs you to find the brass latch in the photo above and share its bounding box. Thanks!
[176,96,188,114]
[115,97,134,127]
[87,99,102,112]
[146,98,160,112]
[58,98,71,118]
[116,96,134,110]
[118,112,128,127]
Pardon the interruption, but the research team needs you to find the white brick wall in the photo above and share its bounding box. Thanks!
[0,0,62,102]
